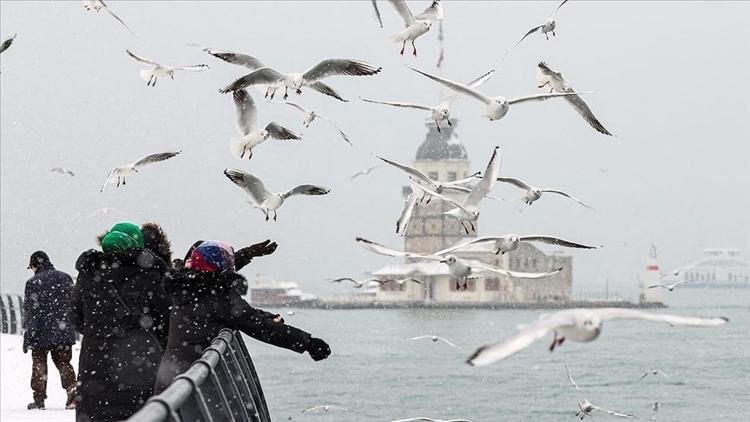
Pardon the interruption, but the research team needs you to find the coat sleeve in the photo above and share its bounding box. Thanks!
[70,275,85,334]
[218,295,311,354]
[22,279,38,330]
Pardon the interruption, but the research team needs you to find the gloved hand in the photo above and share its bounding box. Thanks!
[306,337,331,361]
[235,240,278,271]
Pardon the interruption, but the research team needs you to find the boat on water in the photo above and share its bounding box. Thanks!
[247,276,316,306]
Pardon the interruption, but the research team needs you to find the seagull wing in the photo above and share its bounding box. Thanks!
[219,67,285,94]
[0,33,17,54]
[536,61,559,89]
[281,185,330,200]
[173,64,209,72]
[464,146,500,207]
[133,151,181,169]
[387,0,416,26]
[315,114,353,146]
[417,183,473,215]
[508,91,582,105]
[445,69,495,104]
[496,177,532,191]
[503,25,544,58]
[397,182,422,235]
[434,236,503,255]
[541,188,595,210]
[415,0,444,21]
[551,0,570,17]
[565,365,589,401]
[371,0,384,28]
[639,372,651,381]
[409,335,433,341]
[102,3,134,35]
[279,101,308,114]
[207,49,265,69]
[589,405,638,419]
[409,66,492,105]
[361,98,434,111]
[306,81,348,101]
[469,260,563,279]
[594,308,729,327]
[378,156,433,186]
[264,122,302,141]
[467,312,578,366]
[99,168,117,192]
[519,235,597,250]
[356,237,441,261]
[233,89,258,136]
[435,336,458,347]
[303,59,382,82]
[126,49,160,67]
[223,169,273,205]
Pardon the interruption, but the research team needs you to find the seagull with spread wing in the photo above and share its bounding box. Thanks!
[435,234,597,256]
[639,369,670,381]
[537,62,613,136]
[230,89,302,160]
[396,180,425,235]
[647,280,688,292]
[362,69,494,132]
[496,176,594,210]
[501,0,570,60]
[466,308,728,366]
[223,169,329,221]
[566,365,638,420]
[126,50,208,87]
[0,33,17,54]
[51,168,75,177]
[356,237,562,290]
[302,405,349,413]
[83,1,134,35]
[350,164,383,180]
[329,277,384,289]
[390,419,471,422]
[274,101,352,145]
[86,207,126,219]
[219,58,382,102]
[410,335,457,348]
[378,156,482,203]
[409,66,582,122]
[100,151,181,192]
[372,0,443,56]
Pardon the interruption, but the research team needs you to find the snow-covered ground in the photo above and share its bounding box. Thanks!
[1,334,77,422]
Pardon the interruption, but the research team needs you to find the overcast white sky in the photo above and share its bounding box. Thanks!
[2,1,749,297]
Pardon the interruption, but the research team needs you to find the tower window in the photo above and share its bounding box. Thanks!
[447,171,457,182]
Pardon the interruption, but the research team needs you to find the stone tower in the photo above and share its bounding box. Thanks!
[404,120,476,254]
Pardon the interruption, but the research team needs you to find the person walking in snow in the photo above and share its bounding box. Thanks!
[23,251,78,411]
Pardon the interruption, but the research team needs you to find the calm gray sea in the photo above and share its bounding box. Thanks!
[248,289,749,422]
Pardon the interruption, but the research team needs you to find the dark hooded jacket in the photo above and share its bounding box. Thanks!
[72,249,171,422]
[153,268,311,394]
[23,260,76,353]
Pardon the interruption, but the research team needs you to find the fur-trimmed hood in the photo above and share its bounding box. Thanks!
[166,268,248,305]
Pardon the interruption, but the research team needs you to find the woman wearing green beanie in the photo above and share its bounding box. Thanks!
[71,222,170,422]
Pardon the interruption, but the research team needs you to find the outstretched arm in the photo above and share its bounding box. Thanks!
[234,239,278,271]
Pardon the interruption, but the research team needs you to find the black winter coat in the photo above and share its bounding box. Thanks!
[23,264,76,353]
[153,269,312,394]
[72,249,171,422]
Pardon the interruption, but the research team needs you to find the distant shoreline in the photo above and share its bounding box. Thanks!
[255,300,667,310]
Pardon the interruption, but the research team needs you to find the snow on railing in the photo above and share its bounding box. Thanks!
[0,294,24,334]
[127,329,272,422]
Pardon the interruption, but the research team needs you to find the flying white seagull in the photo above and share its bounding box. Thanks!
[302,405,349,413]
[566,365,638,420]
[382,277,422,286]
[496,176,595,210]
[231,89,301,160]
[378,156,482,202]
[390,417,471,422]
[396,181,425,235]
[639,369,669,381]
[219,59,382,102]
[126,50,208,87]
[274,101,352,145]
[223,169,329,221]
[537,62,613,136]
[83,1,134,35]
[100,151,181,192]
[647,280,687,292]
[362,69,494,132]
[410,335,457,348]
[0,33,17,54]
[51,168,75,177]
[86,207,126,219]
[436,234,597,256]
[502,0,570,60]
[350,164,383,180]
[467,308,728,366]
[409,66,582,122]
[329,277,384,289]
[356,237,562,290]
[373,0,443,56]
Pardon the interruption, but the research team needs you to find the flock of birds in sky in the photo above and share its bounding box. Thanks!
[0,1,732,420]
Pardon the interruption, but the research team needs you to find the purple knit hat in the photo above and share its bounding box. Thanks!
[188,240,235,273]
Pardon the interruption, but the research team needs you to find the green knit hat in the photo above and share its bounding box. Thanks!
[101,222,144,253]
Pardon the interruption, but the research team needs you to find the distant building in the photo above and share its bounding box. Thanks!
[676,249,750,288]
[371,121,573,304]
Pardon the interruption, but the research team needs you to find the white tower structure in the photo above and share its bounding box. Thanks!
[640,244,664,304]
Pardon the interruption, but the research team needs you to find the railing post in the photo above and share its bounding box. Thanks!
[7,294,18,334]
[0,296,8,334]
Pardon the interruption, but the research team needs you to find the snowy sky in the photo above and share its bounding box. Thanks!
[2,1,749,296]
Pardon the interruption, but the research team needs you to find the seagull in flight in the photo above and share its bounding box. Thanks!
[496,176,595,210]
[350,164,383,180]
[390,418,472,422]
[219,59,382,102]
[86,207,126,219]
[378,156,481,204]
[329,277,384,289]
[466,308,728,366]
[83,1,134,35]
[537,62,613,136]
[274,101,352,145]
[639,369,669,381]
[410,335,457,348]
[302,405,349,413]
[382,277,422,286]
[51,168,75,177]
[362,69,494,132]
[396,180,425,235]
[126,50,208,87]
[435,234,597,256]
[356,237,562,290]
[230,89,301,160]
[647,280,687,292]
[566,365,638,420]
[100,151,181,192]
[223,169,329,221]
[409,66,582,122]
[0,33,17,54]
[373,0,444,56]
[502,0,570,60]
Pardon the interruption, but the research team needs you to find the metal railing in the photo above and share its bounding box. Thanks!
[0,294,24,334]
[126,329,272,422]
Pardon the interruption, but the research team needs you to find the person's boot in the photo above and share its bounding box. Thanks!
[65,386,76,410]
[27,400,45,410]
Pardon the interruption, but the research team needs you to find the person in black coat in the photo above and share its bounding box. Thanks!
[23,251,77,410]
[153,240,330,394]
[72,222,171,422]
